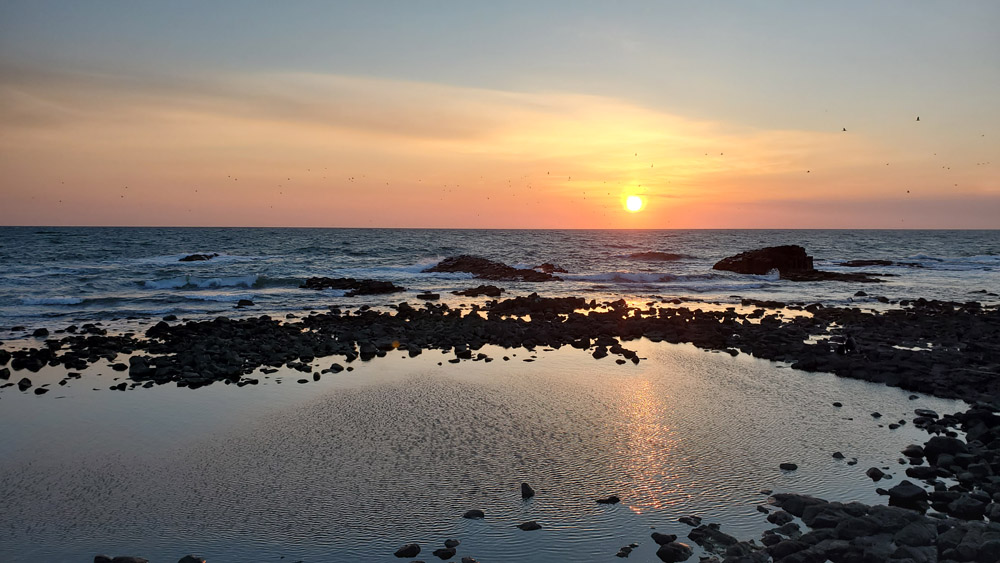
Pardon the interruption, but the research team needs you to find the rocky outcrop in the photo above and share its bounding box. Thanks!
[300,277,405,296]
[425,255,559,281]
[713,245,813,275]
[179,253,218,262]
[452,285,504,298]
[534,262,568,273]
[714,245,884,282]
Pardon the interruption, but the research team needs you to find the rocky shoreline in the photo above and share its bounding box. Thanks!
[2,287,998,562]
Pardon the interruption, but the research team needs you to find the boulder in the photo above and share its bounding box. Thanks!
[394,544,420,558]
[462,509,485,519]
[655,541,693,562]
[521,482,535,499]
[651,532,678,545]
[425,255,559,281]
[432,547,457,559]
[713,245,813,275]
[517,520,541,531]
[179,253,218,262]
[887,480,928,510]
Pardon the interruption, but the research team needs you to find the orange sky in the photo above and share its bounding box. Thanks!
[1,3,997,228]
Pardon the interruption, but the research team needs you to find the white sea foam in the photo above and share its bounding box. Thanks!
[142,275,260,290]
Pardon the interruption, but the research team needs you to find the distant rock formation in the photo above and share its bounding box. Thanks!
[425,255,559,281]
[179,253,219,262]
[714,246,883,283]
[300,277,406,296]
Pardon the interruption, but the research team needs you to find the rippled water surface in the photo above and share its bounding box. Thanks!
[0,341,962,562]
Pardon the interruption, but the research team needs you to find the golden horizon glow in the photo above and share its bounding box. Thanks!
[625,195,644,212]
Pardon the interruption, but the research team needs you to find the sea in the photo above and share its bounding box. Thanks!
[1,227,998,334]
[0,228,997,563]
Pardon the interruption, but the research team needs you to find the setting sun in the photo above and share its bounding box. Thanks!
[625,195,644,212]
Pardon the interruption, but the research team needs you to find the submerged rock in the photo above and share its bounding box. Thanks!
[517,520,542,531]
[394,543,420,558]
[462,509,485,519]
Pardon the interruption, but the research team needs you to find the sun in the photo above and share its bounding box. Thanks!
[625,195,644,212]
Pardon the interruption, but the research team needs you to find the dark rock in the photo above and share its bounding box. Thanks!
[111,558,149,563]
[301,277,405,296]
[534,262,568,273]
[426,255,559,281]
[177,557,206,563]
[866,467,886,481]
[517,520,541,531]
[767,510,794,525]
[678,515,702,526]
[596,495,621,504]
[923,436,968,462]
[651,532,678,545]
[394,544,421,558]
[914,408,938,418]
[871,411,882,418]
[947,494,987,520]
[780,462,798,471]
[688,524,738,552]
[461,558,479,563]
[887,480,928,509]
[32,327,49,337]
[832,451,845,459]
[832,402,842,407]
[179,253,218,262]
[770,493,828,517]
[521,482,535,499]
[443,539,460,548]
[17,377,32,391]
[34,387,48,395]
[901,444,925,458]
[892,520,937,546]
[462,509,485,519]
[432,547,456,559]
[452,285,504,297]
[95,557,112,563]
[655,541,693,562]
[713,245,813,275]
[416,293,440,301]
[235,299,254,308]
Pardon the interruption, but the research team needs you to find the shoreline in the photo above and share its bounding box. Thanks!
[2,294,999,562]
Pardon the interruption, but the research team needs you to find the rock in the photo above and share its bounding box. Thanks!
[893,520,938,546]
[767,510,794,525]
[596,495,621,504]
[17,377,32,391]
[678,515,702,526]
[461,557,479,563]
[452,285,504,297]
[780,462,798,471]
[111,558,149,563]
[770,493,828,517]
[914,408,938,418]
[32,327,49,337]
[462,509,485,519]
[301,277,406,296]
[177,557,206,563]
[179,253,218,262]
[887,480,928,509]
[923,436,969,462]
[651,532,678,545]
[534,262,568,273]
[947,494,987,520]
[901,444,925,458]
[713,245,814,275]
[688,524,739,552]
[95,557,112,563]
[234,299,254,308]
[517,520,541,531]
[832,402,843,407]
[521,482,535,499]
[871,411,882,418]
[425,255,559,281]
[432,547,456,559]
[444,539,460,548]
[655,541,693,562]
[416,293,440,301]
[628,252,686,261]
[866,467,886,481]
[832,451,845,459]
[0,367,9,380]
[34,387,49,395]
[394,544,421,558]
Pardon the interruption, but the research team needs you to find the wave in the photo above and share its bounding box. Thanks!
[142,275,260,290]
[21,297,85,305]
[564,272,679,284]
[133,253,270,266]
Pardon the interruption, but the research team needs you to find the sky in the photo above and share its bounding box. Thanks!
[1,1,998,228]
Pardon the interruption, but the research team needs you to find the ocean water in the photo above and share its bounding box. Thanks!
[1,227,998,335]
[0,228,992,562]
[0,340,965,562]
